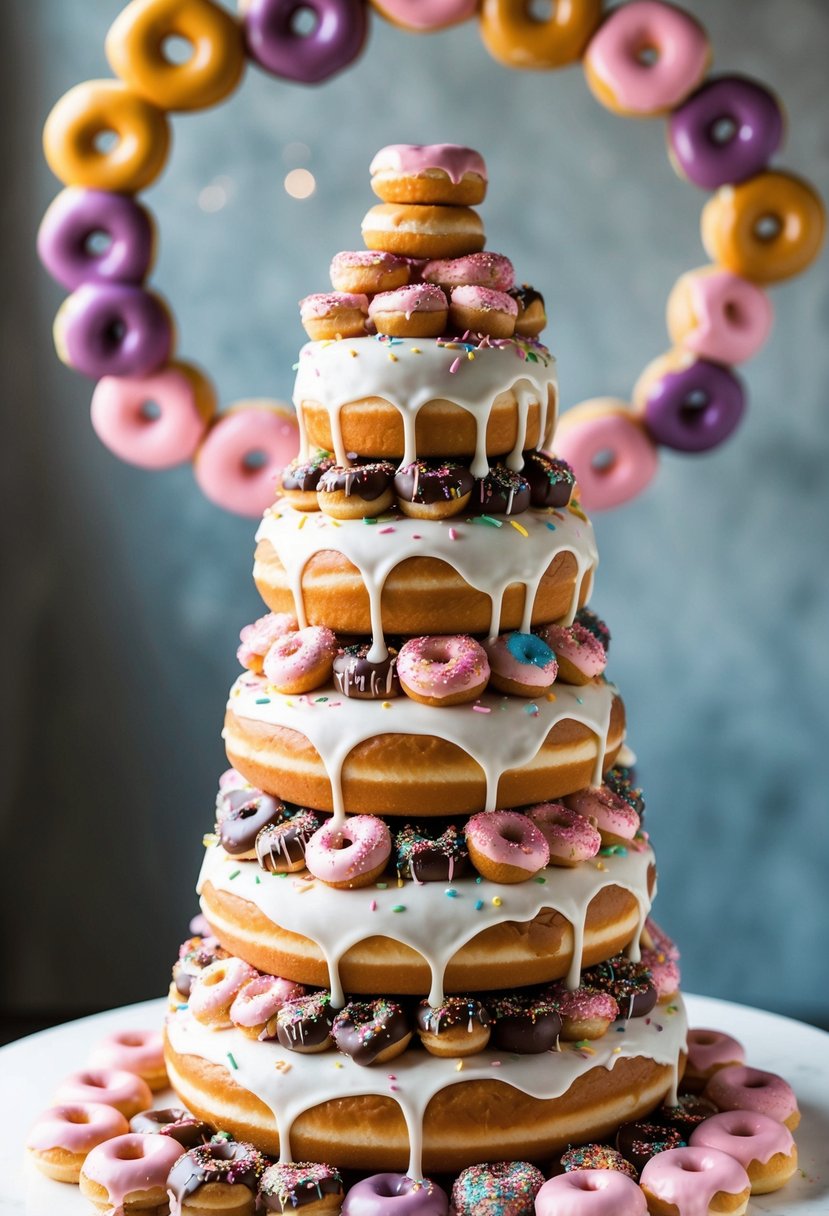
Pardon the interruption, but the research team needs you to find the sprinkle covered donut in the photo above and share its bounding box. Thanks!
[521,451,574,508]
[166,1136,267,1214]
[369,284,449,338]
[616,1118,687,1173]
[369,143,487,206]
[423,251,513,292]
[393,459,474,519]
[449,285,518,338]
[342,1172,449,1215]
[490,992,562,1054]
[465,809,550,883]
[259,1160,344,1213]
[581,955,657,1019]
[304,814,392,888]
[262,625,337,694]
[255,808,323,874]
[397,635,489,705]
[300,291,369,341]
[330,249,410,295]
[526,804,600,867]
[237,611,298,674]
[189,957,259,1029]
[279,450,335,511]
[275,991,336,1053]
[26,1103,130,1182]
[469,465,531,517]
[332,998,412,1065]
[230,974,306,1040]
[416,995,490,1057]
[547,981,618,1039]
[560,1143,638,1180]
[541,621,608,686]
[484,631,558,697]
[393,822,468,883]
[317,460,397,519]
[451,1160,544,1216]
[565,784,640,847]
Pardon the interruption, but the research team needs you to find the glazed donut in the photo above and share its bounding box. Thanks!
[259,1161,344,1213]
[105,0,246,111]
[526,803,601,867]
[368,285,449,339]
[701,170,826,284]
[166,1137,267,1214]
[369,144,487,206]
[54,282,173,379]
[690,1110,798,1195]
[393,459,474,519]
[416,996,490,1057]
[541,621,607,686]
[229,974,306,1040]
[333,642,401,700]
[332,998,413,1065]
[669,75,785,191]
[451,1160,545,1214]
[583,1,711,118]
[300,292,370,341]
[615,1119,687,1173]
[469,465,530,517]
[634,350,746,453]
[535,1170,647,1215]
[397,635,490,707]
[171,935,228,1002]
[262,625,337,694]
[684,1028,745,1093]
[130,1107,215,1147]
[704,1065,800,1131]
[361,203,484,259]
[554,399,659,513]
[54,1070,153,1121]
[26,1103,130,1183]
[241,0,368,84]
[564,785,640,848]
[79,1132,185,1213]
[304,814,392,889]
[317,461,397,519]
[217,789,289,858]
[90,361,215,467]
[655,1093,719,1138]
[87,1029,167,1090]
[465,810,550,884]
[575,607,611,656]
[43,79,170,192]
[666,266,773,367]
[275,990,336,1053]
[189,956,259,1028]
[342,1173,449,1215]
[484,631,558,697]
[479,0,601,69]
[237,611,298,674]
[194,402,300,517]
[510,285,547,338]
[423,252,514,292]
[547,982,618,1040]
[449,286,518,338]
[559,1144,638,1180]
[38,187,155,290]
[521,450,574,508]
[393,822,469,883]
[255,808,323,873]
[279,450,335,511]
[580,955,657,1020]
[330,250,410,294]
[639,1146,751,1216]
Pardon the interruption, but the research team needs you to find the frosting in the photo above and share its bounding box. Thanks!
[82,1132,184,1209]
[370,285,448,318]
[370,144,487,185]
[704,1065,799,1125]
[535,1170,647,1215]
[27,1103,129,1154]
[87,1029,164,1076]
[690,1109,795,1168]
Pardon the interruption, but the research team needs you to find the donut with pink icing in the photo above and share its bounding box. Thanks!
[449,285,518,338]
[54,1069,152,1120]
[90,361,215,469]
[369,143,487,205]
[79,1132,184,1214]
[464,810,550,883]
[230,974,307,1040]
[397,635,490,706]
[189,956,259,1029]
[87,1029,166,1090]
[27,1103,130,1182]
[368,284,449,338]
[342,1172,449,1215]
[423,251,514,292]
[640,939,681,999]
[330,250,410,295]
[484,632,558,698]
[237,611,298,674]
[535,1169,647,1215]
[690,1110,798,1194]
[564,785,641,847]
[526,802,601,867]
[540,621,607,686]
[547,981,619,1040]
[262,624,337,694]
[704,1065,800,1130]
[639,1146,751,1216]
[684,1027,745,1091]
[555,399,659,512]
[300,291,370,341]
[194,403,300,517]
[305,814,392,889]
[667,266,774,366]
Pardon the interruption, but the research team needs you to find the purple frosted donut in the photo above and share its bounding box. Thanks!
[217,789,289,856]
[242,0,368,84]
[640,357,746,452]
[669,75,785,191]
[38,188,155,291]
[451,1161,544,1216]
[54,283,172,379]
[342,1173,449,1215]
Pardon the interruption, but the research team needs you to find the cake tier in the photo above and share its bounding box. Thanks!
[253,501,595,641]
[294,337,557,474]
[224,675,624,818]
[165,997,686,1173]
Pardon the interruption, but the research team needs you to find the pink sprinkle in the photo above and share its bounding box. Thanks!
[370,900,377,911]
[491,1060,501,1067]
[379,527,395,534]
[390,1084,399,1092]
[449,357,461,373]
[472,705,491,714]
[412,534,421,540]
[388,1074,397,1080]
[448,528,459,541]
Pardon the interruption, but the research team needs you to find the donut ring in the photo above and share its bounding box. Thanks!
[189,956,259,1028]
[332,998,413,1065]
[526,801,601,866]
[90,361,215,468]
[105,0,246,112]
[669,74,785,191]
[260,1162,344,1212]
[87,1029,167,1090]
[684,1027,745,1091]
[194,401,300,517]
[230,974,306,1038]
[300,292,370,341]
[484,631,558,698]
[535,1169,647,1215]
[305,814,392,888]
[37,187,155,291]
[397,634,490,706]
[690,1111,798,1195]
[465,809,550,883]
[241,0,369,85]
[43,79,170,193]
[666,266,774,366]
[80,1133,186,1211]
[554,399,659,513]
[236,611,298,673]
[479,0,602,70]
[129,1107,215,1146]
[261,624,337,694]
[54,282,173,379]
[704,1065,800,1130]
[634,350,746,453]
[166,1138,266,1212]
[452,1160,545,1213]
[53,1069,153,1120]
[565,785,640,847]
[26,1104,131,1183]
[639,1146,751,1216]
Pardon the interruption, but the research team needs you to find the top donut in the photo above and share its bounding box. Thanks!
[369,143,488,205]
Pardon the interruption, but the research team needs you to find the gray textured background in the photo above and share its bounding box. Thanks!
[3,1,827,1022]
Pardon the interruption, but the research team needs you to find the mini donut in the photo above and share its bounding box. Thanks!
[342,1173,449,1215]
[666,266,774,367]
[397,635,490,707]
[526,803,601,867]
[449,285,518,338]
[701,169,826,284]
[583,1,711,118]
[262,625,337,694]
[546,982,618,1040]
[333,642,401,700]
[38,187,155,291]
[90,361,216,469]
[451,1160,545,1215]
[639,1146,751,1216]
[465,809,550,883]
[521,450,574,508]
[416,996,490,1057]
[332,998,412,1065]
[690,1110,798,1195]
[479,0,602,70]
[669,75,785,191]
[54,282,173,379]
[554,399,659,513]
[26,1103,130,1182]
[510,285,547,338]
[300,291,369,341]
[258,1161,344,1214]
[565,785,641,848]
[237,611,298,674]
[361,203,485,260]
[559,1143,638,1180]
[604,764,644,816]
[369,144,487,206]
[166,1136,267,1214]
[655,1094,719,1139]
[54,1070,153,1121]
[217,790,289,859]
[574,607,612,656]
[317,460,397,519]
[194,401,301,518]
[330,250,410,295]
[368,284,449,339]
[634,350,746,453]
[130,1107,214,1148]
[230,974,307,1040]
[393,822,469,883]
[87,1029,167,1091]
[79,1132,185,1213]
[393,459,474,519]
[640,940,681,1001]
[541,621,608,686]
[616,1119,687,1173]
[171,935,228,1002]
[469,465,530,517]
[580,955,658,1020]
[275,991,336,1053]
[304,814,392,889]
[483,631,558,698]
[684,1028,746,1093]
[535,1170,647,1215]
[241,0,368,85]
[279,450,335,511]
[704,1066,800,1131]
[255,808,323,874]
[189,956,259,1029]
[422,252,514,293]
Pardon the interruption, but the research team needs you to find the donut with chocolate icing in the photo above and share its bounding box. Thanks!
[656,1093,719,1138]
[218,789,289,859]
[279,451,336,511]
[171,935,229,1003]
[575,606,611,654]
[416,995,490,1057]
[130,1107,214,1147]
[332,998,412,1065]
[317,461,396,519]
[510,286,546,337]
[393,459,474,519]
[166,1135,266,1214]
[255,809,323,874]
[393,822,469,883]
[469,464,530,516]
[616,1119,687,1174]
[604,764,645,817]
[258,1160,344,1213]
[580,955,658,1020]
[334,642,401,699]
[275,991,336,1054]
[521,450,574,507]
[489,991,562,1054]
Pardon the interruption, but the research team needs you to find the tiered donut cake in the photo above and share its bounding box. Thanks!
[164,144,688,1181]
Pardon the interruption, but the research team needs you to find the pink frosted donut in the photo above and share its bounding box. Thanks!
[397,635,490,706]
[640,941,681,999]
[565,786,640,847]
[535,1169,647,1215]
[342,1172,449,1214]
[704,1066,800,1130]
[484,632,558,698]
[465,810,550,883]
[540,621,608,685]
[54,1070,152,1120]
[639,1146,750,1216]
[369,284,449,338]
[300,291,370,340]
[555,400,659,512]
[667,267,774,366]
[194,403,300,518]
[370,0,477,32]
[87,1029,166,1090]
[685,1028,745,1090]
[237,611,298,674]
[330,250,410,294]
[690,1110,796,1192]
[548,982,619,1040]
[584,1,711,117]
[305,815,392,889]
[230,975,307,1037]
[262,624,337,694]
[90,362,215,469]
[526,802,601,866]
[189,957,259,1029]
[80,1132,184,1213]
[422,252,514,292]
[27,1103,130,1178]
[449,285,518,338]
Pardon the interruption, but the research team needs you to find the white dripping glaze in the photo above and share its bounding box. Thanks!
[166,994,687,1180]
[292,336,558,478]
[225,674,619,826]
[255,501,597,660]
[198,842,655,1007]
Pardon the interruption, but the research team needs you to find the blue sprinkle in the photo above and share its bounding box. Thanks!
[546,522,557,531]
[576,696,584,704]
[255,697,271,705]
[474,899,484,911]
[445,888,459,899]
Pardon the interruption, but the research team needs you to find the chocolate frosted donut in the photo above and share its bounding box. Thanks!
[130,1107,214,1148]
[333,643,401,700]
[510,286,547,337]
[167,1136,266,1210]
[416,995,490,1057]
[616,1120,686,1174]
[581,955,658,1019]
[559,1142,638,1180]
[490,992,562,1054]
[276,991,335,1053]
[575,606,611,655]
[318,461,397,519]
[393,459,474,519]
[255,809,323,874]
[469,464,531,516]
[394,823,469,883]
[258,1161,344,1211]
[604,764,646,818]
[521,450,575,508]
[172,936,229,1000]
[218,789,289,857]
[332,998,412,1066]
[656,1094,719,1137]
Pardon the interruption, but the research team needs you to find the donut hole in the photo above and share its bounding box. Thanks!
[83,1073,108,1088]
[116,1032,147,1047]
[93,129,119,154]
[590,447,616,475]
[104,318,128,349]
[729,1123,757,1137]
[754,213,783,244]
[569,1173,602,1190]
[65,1109,91,1125]
[678,389,711,428]
[499,824,526,845]
[743,1076,770,1089]
[242,448,269,474]
[693,1032,719,1045]
[635,43,660,68]
[679,1159,705,1172]
[115,1142,145,1161]
[162,34,194,64]
[203,966,228,987]
[139,399,163,423]
[290,6,319,37]
[723,300,746,329]
[709,116,738,146]
[85,230,112,257]
[526,0,554,23]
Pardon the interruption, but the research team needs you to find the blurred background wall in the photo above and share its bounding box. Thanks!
[2,0,827,1030]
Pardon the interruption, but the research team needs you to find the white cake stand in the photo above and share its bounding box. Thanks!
[1,994,826,1215]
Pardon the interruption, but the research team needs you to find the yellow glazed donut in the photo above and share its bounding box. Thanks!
[701,170,826,284]
[479,0,602,70]
[105,0,246,112]
[362,203,485,259]
[43,79,170,193]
